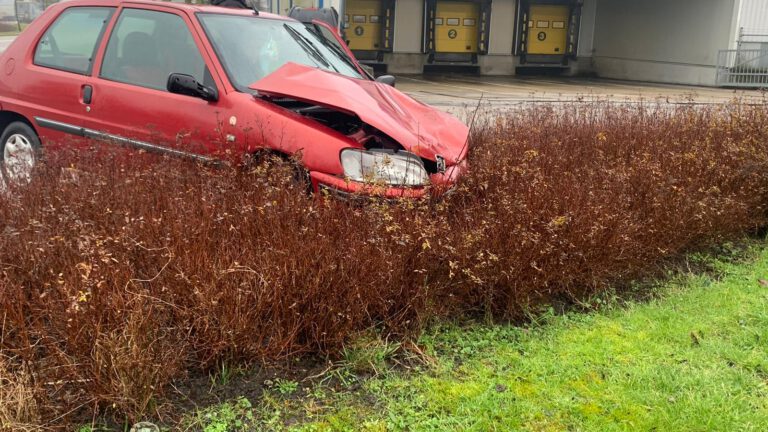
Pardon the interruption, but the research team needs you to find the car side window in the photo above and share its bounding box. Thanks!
[100,9,211,92]
[33,7,115,75]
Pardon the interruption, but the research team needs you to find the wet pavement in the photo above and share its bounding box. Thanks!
[396,75,766,116]
[0,36,13,53]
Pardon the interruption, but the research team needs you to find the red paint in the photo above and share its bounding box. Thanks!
[0,0,469,196]
[251,62,469,165]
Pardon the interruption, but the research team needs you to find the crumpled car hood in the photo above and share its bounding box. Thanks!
[249,62,469,165]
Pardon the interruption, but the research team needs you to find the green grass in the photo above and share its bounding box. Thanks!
[284,244,768,431]
[183,397,255,432]
[176,243,768,431]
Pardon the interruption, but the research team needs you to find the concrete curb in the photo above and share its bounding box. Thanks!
[0,36,15,52]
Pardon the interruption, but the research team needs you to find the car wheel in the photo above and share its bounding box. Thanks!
[0,121,41,186]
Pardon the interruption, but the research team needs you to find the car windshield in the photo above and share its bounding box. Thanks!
[197,13,363,92]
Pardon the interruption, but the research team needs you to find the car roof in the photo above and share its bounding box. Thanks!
[56,0,291,21]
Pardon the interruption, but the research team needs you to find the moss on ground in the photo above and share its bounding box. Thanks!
[288,243,768,431]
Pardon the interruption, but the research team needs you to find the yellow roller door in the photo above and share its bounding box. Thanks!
[526,5,569,55]
[345,0,383,51]
[435,2,479,54]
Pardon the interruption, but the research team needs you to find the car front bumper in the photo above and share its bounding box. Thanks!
[309,159,467,199]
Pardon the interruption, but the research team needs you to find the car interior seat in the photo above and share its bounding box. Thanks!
[118,31,164,89]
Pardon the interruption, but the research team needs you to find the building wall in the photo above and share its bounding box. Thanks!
[271,0,760,85]
[386,0,519,75]
[385,0,424,73]
[481,0,515,74]
[738,0,768,36]
[488,0,514,55]
[737,0,768,46]
[591,0,738,85]
[392,0,423,53]
[571,0,596,75]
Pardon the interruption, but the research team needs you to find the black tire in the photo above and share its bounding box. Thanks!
[0,121,42,185]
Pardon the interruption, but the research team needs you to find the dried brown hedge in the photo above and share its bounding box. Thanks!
[1,101,768,427]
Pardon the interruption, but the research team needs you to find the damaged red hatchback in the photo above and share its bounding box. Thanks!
[0,0,469,197]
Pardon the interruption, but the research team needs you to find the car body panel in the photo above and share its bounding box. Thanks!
[0,0,469,196]
[250,62,468,166]
[84,3,226,155]
[0,2,103,148]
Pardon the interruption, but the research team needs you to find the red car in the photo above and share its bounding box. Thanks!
[0,0,468,197]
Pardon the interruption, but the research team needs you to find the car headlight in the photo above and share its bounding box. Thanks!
[340,149,429,187]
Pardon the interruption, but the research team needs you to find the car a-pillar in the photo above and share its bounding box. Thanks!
[342,0,396,74]
[423,0,491,73]
[514,0,581,72]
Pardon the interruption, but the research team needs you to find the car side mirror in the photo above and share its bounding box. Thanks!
[375,75,396,87]
[167,73,218,102]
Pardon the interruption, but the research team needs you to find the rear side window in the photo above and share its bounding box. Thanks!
[100,9,209,92]
[34,7,114,75]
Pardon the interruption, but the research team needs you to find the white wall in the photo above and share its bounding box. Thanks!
[479,0,516,74]
[488,0,514,55]
[592,0,738,85]
[271,0,320,15]
[577,0,596,58]
[737,0,768,44]
[738,0,768,35]
[392,0,424,53]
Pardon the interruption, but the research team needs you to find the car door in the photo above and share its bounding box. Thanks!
[20,6,115,146]
[85,5,224,160]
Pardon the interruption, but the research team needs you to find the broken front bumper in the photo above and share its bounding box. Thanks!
[309,159,467,199]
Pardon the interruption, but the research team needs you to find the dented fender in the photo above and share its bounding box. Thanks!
[249,63,469,166]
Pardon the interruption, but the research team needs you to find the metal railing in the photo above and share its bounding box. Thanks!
[716,48,768,88]
[0,0,51,34]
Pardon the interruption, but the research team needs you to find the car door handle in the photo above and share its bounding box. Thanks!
[82,85,93,105]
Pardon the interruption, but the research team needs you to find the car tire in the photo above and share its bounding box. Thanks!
[0,121,41,187]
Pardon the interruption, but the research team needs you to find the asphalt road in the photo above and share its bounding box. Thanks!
[396,74,765,116]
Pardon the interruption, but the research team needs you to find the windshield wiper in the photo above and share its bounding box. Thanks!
[283,24,338,72]
[308,26,361,74]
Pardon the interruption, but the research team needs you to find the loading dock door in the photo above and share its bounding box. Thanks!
[526,5,568,55]
[344,0,383,51]
[435,2,480,53]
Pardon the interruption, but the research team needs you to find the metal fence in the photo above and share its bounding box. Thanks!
[716,48,768,88]
[0,0,50,34]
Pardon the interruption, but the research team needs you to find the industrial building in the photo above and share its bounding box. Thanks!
[4,0,768,86]
[266,0,768,87]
